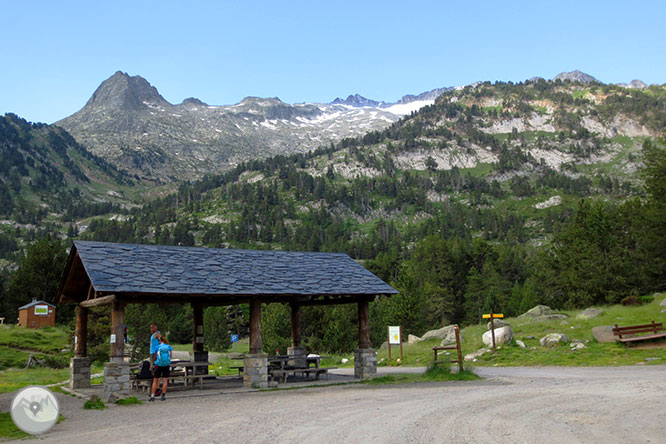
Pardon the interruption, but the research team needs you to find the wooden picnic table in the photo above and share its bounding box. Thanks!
[130,360,212,391]
[268,355,336,383]
[170,360,212,389]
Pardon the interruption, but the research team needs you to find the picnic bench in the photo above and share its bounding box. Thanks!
[268,355,337,383]
[612,321,666,346]
[130,360,212,391]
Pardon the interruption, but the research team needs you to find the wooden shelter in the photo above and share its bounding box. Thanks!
[18,299,56,328]
[58,241,397,393]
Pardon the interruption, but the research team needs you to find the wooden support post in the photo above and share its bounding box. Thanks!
[249,299,262,354]
[490,312,496,352]
[455,325,463,373]
[192,304,204,353]
[75,305,88,358]
[290,303,301,348]
[358,299,371,349]
[110,300,125,363]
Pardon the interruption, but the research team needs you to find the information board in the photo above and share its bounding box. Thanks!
[388,326,401,344]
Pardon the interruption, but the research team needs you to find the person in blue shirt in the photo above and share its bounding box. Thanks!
[150,334,173,401]
[149,323,160,368]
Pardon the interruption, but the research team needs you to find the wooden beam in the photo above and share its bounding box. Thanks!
[298,295,374,306]
[79,294,116,308]
[249,299,262,354]
[75,305,88,358]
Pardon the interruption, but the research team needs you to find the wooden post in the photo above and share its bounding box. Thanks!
[75,305,88,357]
[358,299,371,349]
[110,300,125,363]
[290,303,301,348]
[454,325,463,373]
[249,299,262,354]
[399,326,403,360]
[192,304,204,353]
[490,312,496,352]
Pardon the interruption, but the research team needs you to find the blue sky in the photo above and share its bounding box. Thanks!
[2,0,664,124]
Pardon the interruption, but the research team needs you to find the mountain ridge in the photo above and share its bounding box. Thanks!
[56,70,662,184]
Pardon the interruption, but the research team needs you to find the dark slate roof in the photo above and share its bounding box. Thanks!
[18,300,56,310]
[72,241,398,296]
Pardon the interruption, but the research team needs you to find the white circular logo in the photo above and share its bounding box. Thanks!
[10,386,59,435]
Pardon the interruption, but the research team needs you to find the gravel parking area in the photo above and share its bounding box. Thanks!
[3,365,665,443]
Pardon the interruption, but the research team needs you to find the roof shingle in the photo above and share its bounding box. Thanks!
[72,241,398,297]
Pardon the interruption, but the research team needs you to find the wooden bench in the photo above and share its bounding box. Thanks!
[613,321,666,346]
[269,367,338,383]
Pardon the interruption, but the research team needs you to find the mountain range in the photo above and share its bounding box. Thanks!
[56,70,653,183]
[56,71,437,182]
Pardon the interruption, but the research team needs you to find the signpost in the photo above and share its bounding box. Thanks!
[387,326,402,360]
[230,334,239,353]
[482,313,504,351]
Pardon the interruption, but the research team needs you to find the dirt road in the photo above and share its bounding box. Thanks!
[6,365,665,443]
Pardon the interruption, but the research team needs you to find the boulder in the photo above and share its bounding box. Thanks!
[530,314,568,322]
[421,325,456,342]
[576,308,603,320]
[660,296,666,307]
[482,326,513,347]
[519,305,553,318]
[380,341,388,350]
[570,339,585,350]
[592,325,617,343]
[408,334,421,344]
[440,334,461,347]
[464,348,491,361]
[486,319,508,330]
[516,339,526,348]
[540,333,569,347]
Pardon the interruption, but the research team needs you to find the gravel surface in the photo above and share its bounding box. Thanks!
[3,365,665,443]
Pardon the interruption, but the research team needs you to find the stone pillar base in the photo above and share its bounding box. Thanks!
[354,348,377,379]
[69,357,91,389]
[192,351,209,375]
[243,353,268,388]
[103,362,130,402]
[287,346,306,368]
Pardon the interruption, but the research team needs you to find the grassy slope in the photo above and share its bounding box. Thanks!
[370,295,666,368]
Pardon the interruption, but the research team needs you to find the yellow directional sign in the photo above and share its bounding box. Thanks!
[482,313,504,319]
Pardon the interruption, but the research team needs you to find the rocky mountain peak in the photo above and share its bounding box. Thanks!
[553,70,599,84]
[627,79,647,89]
[397,87,451,104]
[180,97,208,108]
[331,94,380,108]
[82,71,170,112]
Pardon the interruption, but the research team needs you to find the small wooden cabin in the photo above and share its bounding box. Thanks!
[18,299,56,328]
